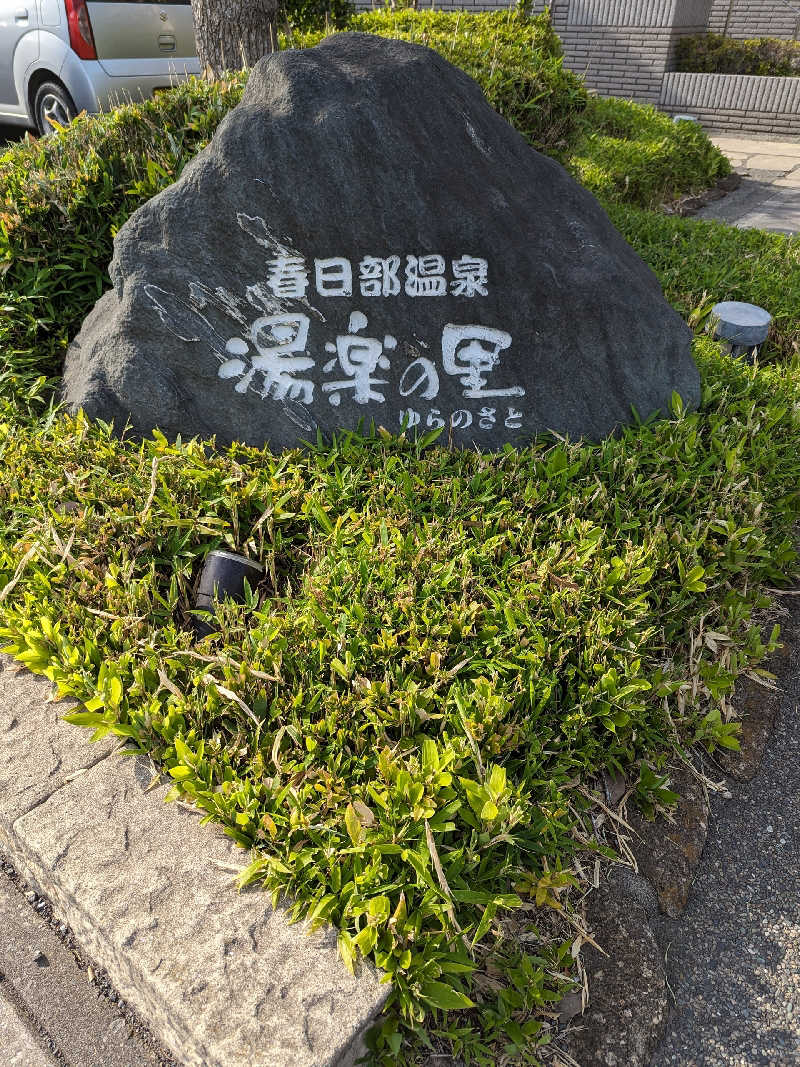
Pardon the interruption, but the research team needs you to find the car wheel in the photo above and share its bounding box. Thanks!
[33,82,77,137]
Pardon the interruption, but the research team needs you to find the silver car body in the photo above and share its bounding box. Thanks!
[0,0,199,126]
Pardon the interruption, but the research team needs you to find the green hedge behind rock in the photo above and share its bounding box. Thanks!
[569,95,730,208]
[676,31,800,78]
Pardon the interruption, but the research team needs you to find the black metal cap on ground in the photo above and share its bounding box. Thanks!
[192,550,264,636]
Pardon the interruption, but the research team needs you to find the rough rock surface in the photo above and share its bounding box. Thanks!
[62,32,698,451]
[627,761,710,920]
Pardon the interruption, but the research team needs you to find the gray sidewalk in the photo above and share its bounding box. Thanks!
[1,991,56,1067]
[698,135,800,235]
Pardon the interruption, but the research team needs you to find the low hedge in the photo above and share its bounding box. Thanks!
[569,95,731,209]
[676,31,800,77]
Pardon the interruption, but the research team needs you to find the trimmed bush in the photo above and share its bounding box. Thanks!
[282,0,352,33]
[569,95,731,208]
[676,31,800,77]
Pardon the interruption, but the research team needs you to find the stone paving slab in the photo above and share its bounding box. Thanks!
[699,137,800,235]
[740,153,799,171]
[0,987,57,1067]
[736,186,800,235]
[0,661,389,1066]
[772,169,800,189]
[0,871,162,1067]
[0,654,116,834]
[711,136,800,157]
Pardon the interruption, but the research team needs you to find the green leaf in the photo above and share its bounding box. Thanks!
[471,899,498,946]
[419,981,474,1011]
[344,802,363,846]
[62,710,106,727]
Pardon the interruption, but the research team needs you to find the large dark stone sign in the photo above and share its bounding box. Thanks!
[62,32,700,450]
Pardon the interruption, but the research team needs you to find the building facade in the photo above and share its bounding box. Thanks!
[354,0,800,132]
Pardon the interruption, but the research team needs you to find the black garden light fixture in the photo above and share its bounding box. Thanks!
[192,550,264,637]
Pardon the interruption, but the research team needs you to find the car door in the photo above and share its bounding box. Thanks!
[87,0,196,75]
[0,0,39,109]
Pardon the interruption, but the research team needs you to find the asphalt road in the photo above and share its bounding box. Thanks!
[651,594,800,1066]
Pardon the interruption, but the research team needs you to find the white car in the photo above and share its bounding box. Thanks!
[0,0,200,135]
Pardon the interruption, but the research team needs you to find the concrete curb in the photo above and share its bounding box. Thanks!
[0,855,172,1067]
[0,654,389,1067]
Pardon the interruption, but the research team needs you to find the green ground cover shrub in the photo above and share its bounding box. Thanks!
[676,31,800,77]
[289,13,729,205]
[2,342,799,1063]
[568,95,731,208]
[0,10,797,1064]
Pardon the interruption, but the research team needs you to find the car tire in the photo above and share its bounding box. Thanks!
[33,82,77,137]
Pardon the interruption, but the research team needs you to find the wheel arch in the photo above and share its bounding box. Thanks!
[26,68,66,122]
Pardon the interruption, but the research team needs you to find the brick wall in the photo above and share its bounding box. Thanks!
[708,0,800,40]
[555,26,675,103]
[551,0,711,105]
[661,70,800,133]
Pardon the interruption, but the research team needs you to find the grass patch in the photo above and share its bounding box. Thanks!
[2,342,799,1063]
[0,10,798,1065]
[610,205,800,361]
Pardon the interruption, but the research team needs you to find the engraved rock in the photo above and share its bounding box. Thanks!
[61,32,700,450]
